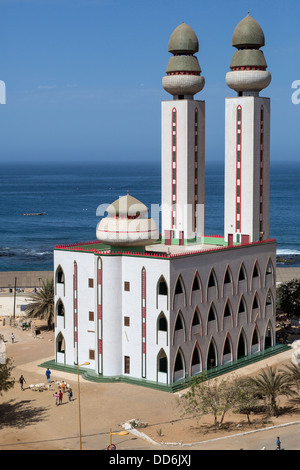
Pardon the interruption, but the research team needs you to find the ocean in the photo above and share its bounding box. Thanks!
[0,160,299,272]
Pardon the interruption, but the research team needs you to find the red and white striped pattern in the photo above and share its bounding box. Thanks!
[141,267,146,378]
[73,261,78,363]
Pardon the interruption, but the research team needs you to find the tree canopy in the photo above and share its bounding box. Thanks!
[277,279,300,317]
[25,278,54,330]
[0,358,15,396]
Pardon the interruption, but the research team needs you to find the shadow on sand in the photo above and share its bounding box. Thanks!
[0,399,48,429]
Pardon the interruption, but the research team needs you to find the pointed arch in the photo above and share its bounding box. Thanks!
[157,348,168,384]
[173,310,186,344]
[237,262,248,294]
[173,347,186,382]
[265,257,275,287]
[222,333,233,365]
[251,291,261,322]
[190,306,203,339]
[264,320,274,350]
[56,298,65,317]
[237,294,248,326]
[222,299,234,330]
[172,274,186,309]
[56,332,66,364]
[222,265,234,297]
[206,268,219,301]
[264,288,274,318]
[190,271,203,305]
[156,275,168,309]
[55,264,65,295]
[206,337,218,370]
[190,342,203,376]
[251,324,261,355]
[157,311,168,332]
[250,260,262,290]
[157,311,168,345]
[237,328,248,359]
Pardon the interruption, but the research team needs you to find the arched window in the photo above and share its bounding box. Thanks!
[158,276,168,296]
[251,261,261,290]
[266,289,273,306]
[191,344,202,376]
[265,258,275,286]
[158,312,167,332]
[224,301,231,317]
[190,272,202,305]
[55,265,65,296]
[56,332,65,354]
[157,349,168,374]
[173,348,185,382]
[192,275,200,291]
[206,268,218,301]
[237,329,247,359]
[56,298,65,317]
[237,295,247,326]
[56,265,64,284]
[190,307,202,339]
[238,263,246,281]
[251,325,260,354]
[222,334,233,365]
[175,314,184,331]
[207,338,218,370]
[157,275,168,309]
[208,304,217,322]
[222,299,233,329]
[173,311,186,344]
[208,270,217,287]
[264,321,274,349]
[173,274,186,308]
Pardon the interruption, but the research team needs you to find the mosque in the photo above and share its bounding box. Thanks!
[53,15,278,387]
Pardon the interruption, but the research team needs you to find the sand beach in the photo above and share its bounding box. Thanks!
[0,267,300,451]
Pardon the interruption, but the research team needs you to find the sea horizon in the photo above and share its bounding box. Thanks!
[0,159,299,272]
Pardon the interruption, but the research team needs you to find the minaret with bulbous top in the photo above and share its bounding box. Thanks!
[161,23,205,245]
[224,14,271,245]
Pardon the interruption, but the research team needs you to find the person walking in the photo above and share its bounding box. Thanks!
[68,388,73,401]
[61,381,66,393]
[54,391,59,406]
[276,436,281,450]
[45,368,51,383]
[19,375,26,391]
[11,333,15,343]
[58,389,63,405]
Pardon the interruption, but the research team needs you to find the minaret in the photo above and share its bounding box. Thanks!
[224,14,271,245]
[161,23,205,245]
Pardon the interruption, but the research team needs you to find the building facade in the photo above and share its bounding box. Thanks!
[53,15,277,386]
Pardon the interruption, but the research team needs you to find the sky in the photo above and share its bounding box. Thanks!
[0,0,300,164]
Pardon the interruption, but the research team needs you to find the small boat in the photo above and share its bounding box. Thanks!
[23,212,45,216]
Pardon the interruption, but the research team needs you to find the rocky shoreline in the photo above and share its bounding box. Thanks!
[276,255,300,266]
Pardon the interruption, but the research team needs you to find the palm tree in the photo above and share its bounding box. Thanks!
[25,278,54,330]
[250,365,297,416]
[282,362,300,391]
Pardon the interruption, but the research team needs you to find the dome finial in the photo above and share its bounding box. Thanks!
[226,14,271,94]
[162,23,205,98]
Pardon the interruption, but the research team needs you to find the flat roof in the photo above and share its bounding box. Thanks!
[54,237,276,259]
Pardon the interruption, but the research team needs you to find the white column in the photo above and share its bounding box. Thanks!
[161,99,205,244]
[224,96,270,244]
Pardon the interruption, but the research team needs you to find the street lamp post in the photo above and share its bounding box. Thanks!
[77,361,90,450]
[109,430,129,450]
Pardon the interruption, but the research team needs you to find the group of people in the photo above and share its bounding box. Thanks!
[18,368,74,405]
[46,368,74,405]
[53,387,73,405]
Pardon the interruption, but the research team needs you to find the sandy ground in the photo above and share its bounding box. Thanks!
[0,320,299,452]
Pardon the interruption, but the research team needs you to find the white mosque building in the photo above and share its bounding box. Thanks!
[53,15,280,388]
